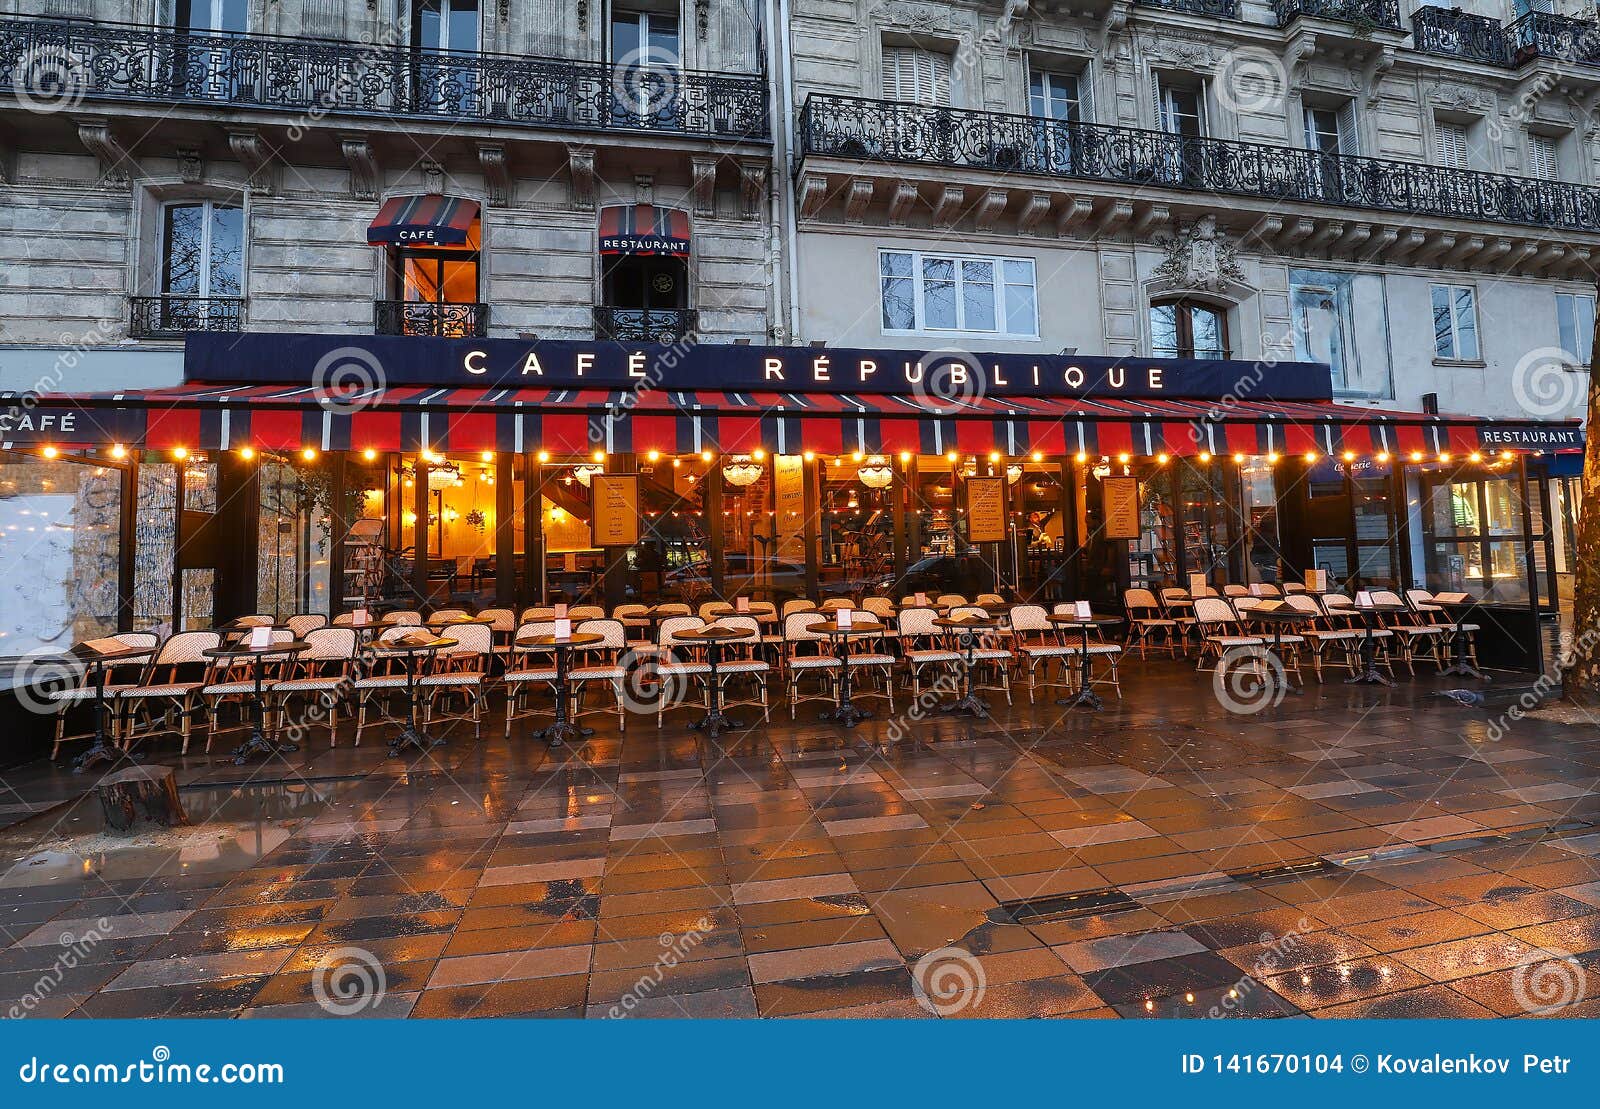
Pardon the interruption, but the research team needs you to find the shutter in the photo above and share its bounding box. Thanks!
[882,46,908,100]
[883,46,950,106]
[1075,67,1092,124]
[926,50,951,105]
[1152,71,1166,132]
[1302,105,1317,150]
[1336,100,1358,156]
[1529,134,1558,180]
[1435,122,1468,169]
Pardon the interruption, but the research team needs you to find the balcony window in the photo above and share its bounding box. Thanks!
[1149,298,1228,359]
[413,0,479,51]
[883,45,952,106]
[1303,103,1356,156]
[1434,120,1471,170]
[1528,132,1560,181]
[379,216,483,337]
[879,250,1037,338]
[1156,82,1206,138]
[1431,283,1480,362]
[1029,70,1081,123]
[613,8,681,124]
[1290,268,1392,399]
[174,0,247,31]
[133,200,245,337]
[1557,292,1594,364]
[600,255,693,342]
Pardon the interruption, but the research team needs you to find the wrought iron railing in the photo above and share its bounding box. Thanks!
[1508,11,1600,67]
[1272,0,1403,31]
[374,300,489,339]
[594,306,699,343]
[129,295,244,338]
[1133,0,1240,17]
[1411,7,1514,67]
[798,94,1600,233]
[0,16,769,140]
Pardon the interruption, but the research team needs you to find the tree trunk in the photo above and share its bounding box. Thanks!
[95,765,188,833]
[1562,277,1600,703]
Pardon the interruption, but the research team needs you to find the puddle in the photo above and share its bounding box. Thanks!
[0,776,363,889]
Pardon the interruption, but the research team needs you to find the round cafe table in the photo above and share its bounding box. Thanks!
[426,614,496,630]
[1345,602,1410,686]
[674,624,756,739]
[203,640,310,765]
[1047,614,1123,710]
[370,636,456,757]
[1433,597,1485,680]
[810,618,886,727]
[69,643,155,774]
[1241,606,1312,696]
[516,631,604,746]
[934,614,1000,717]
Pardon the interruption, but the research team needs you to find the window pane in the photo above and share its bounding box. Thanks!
[881,276,915,330]
[960,260,995,331]
[1005,282,1036,336]
[162,205,204,295]
[923,258,956,328]
[1150,303,1179,356]
[880,251,913,278]
[208,205,243,296]
[1190,305,1224,358]
[1453,286,1479,360]
[1431,285,1455,359]
[1558,294,1576,354]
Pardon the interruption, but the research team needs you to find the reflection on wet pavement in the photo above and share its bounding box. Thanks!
[0,659,1597,1018]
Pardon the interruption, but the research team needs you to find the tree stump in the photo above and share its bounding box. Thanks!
[95,765,188,833]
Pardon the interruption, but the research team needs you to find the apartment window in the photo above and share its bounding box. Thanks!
[413,0,479,52]
[1303,102,1357,156]
[174,0,247,31]
[1029,70,1081,123]
[880,250,1037,337]
[1431,283,1480,362]
[882,45,952,106]
[1150,298,1228,359]
[612,7,681,64]
[161,201,243,299]
[1156,81,1206,137]
[1528,133,1560,181]
[1434,121,1470,169]
[1557,292,1595,363]
[1290,268,1393,399]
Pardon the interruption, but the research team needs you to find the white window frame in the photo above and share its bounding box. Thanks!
[1557,292,1595,365]
[159,199,243,299]
[1431,282,1481,363]
[878,249,1039,339]
[882,45,953,107]
[173,0,248,32]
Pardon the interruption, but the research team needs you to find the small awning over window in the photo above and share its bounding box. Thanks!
[366,194,480,246]
[598,204,691,257]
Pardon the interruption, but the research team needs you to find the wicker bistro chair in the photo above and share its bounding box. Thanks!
[384,610,424,626]
[1191,596,1264,672]
[286,613,328,639]
[419,622,494,737]
[1222,584,1249,598]
[1319,594,1397,674]
[1283,594,1359,681]
[976,593,1006,607]
[656,616,712,727]
[567,619,630,732]
[474,607,518,667]
[782,611,842,719]
[268,627,359,746]
[896,606,962,701]
[1406,589,1480,669]
[1159,588,1200,651]
[1123,588,1179,658]
[47,632,160,759]
[502,621,560,738]
[781,599,818,619]
[1255,583,1283,597]
[1371,589,1446,674]
[519,607,556,623]
[652,603,692,619]
[710,614,773,723]
[116,630,222,755]
[840,609,895,712]
[945,606,1014,706]
[818,598,854,613]
[935,594,968,609]
[699,601,736,623]
[568,605,605,620]
[1008,604,1079,703]
[430,607,472,625]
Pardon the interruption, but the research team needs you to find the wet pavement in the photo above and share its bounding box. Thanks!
[1,657,1599,1019]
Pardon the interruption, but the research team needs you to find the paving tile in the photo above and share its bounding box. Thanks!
[1055,930,1208,973]
[426,945,591,988]
[747,939,903,984]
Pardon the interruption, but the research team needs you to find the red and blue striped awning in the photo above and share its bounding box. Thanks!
[6,382,1578,458]
[366,194,480,246]
[598,204,691,257]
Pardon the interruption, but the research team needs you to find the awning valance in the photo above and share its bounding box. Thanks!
[366,194,479,246]
[599,204,690,257]
[4,382,1581,460]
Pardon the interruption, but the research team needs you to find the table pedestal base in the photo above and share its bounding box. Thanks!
[1345,666,1393,686]
[534,721,592,747]
[689,710,742,739]
[72,740,130,774]
[1055,687,1103,711]
[387,724,441,758]
[231,725,298,766]
[940,694,990,718]
[820,702,873,726]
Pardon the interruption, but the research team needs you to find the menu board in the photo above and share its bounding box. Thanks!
[965,476,1006,544]
[590,473,640,547]
[1102,476,1141,540]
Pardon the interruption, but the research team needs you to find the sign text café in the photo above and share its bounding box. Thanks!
[181,333,1339,402]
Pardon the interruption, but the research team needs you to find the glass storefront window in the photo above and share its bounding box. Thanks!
[1179,459,1233,587]
[1238,459,1279,585]
[133,461,176,632]
[820,454,892,596]
[0,454,123,658]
